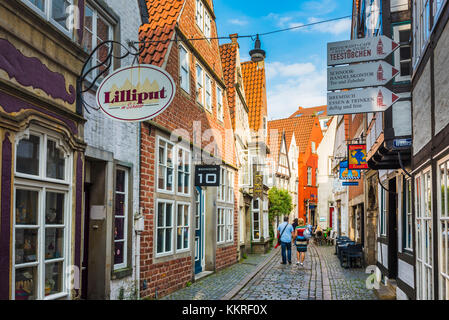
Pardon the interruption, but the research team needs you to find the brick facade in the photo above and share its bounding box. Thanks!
[138,0,239,299]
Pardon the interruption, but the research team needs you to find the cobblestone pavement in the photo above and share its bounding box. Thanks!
[161,253,271,300]
[161,244,377,300]
[232,244,378,300]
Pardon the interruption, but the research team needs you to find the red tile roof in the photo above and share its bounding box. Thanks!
[219,41,238,129]
[241,61,267,132]
[268,115,318,155]
[139,0,184,67]
[289,105,328,118]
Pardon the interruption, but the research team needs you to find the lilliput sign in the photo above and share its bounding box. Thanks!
[96,64,175,122]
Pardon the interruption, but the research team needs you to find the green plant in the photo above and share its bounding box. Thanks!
[186,281,192,287]
[268,187,293,239]
[242,253,247,259]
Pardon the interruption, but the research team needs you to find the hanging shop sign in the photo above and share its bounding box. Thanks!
[348,144,368,169]
[253,164,264,199]
[194,165,220,187]
[327,35,399,66]
[339,160,361,180]
[96,64,175,122]
[327,61,399,91]
[327,87,399,115]
[342,181,359,186]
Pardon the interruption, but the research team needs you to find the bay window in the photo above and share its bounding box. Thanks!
[14,128,71,300]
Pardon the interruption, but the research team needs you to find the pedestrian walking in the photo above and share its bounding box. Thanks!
[295,218,309,266]
[277,216,294,265]
[292,218,298,231]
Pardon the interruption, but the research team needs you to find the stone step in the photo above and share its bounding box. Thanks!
[374,279,397,300]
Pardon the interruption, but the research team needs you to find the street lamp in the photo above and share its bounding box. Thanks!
[249,34,266,62]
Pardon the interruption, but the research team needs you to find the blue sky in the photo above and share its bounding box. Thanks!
[214,0,353,120]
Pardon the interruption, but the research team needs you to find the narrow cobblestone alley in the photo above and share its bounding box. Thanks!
[162,244,377,300]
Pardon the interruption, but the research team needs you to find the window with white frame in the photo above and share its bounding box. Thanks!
[157,138,174,192]
[217,208,225,243]
[205,74,212,111]
[307,167,312,186]
[404,178,413,251]
[413,0,431,66]
[217,86,223,121]
[82,3,114,83]
[239,208,245,244]
[176,203,190,251]
[22,0,73,36]
[196,64,204,105]
[227,171,234,203]
[114,168,129,270]
[179,44,190,93]
[196,0,211,38]
[311,141,316,154]
[437,156,449,300]
[13,128,71,300]
[225,209,234,242]
[156,200,174,255]
[252,199,260,240]
[195,0,204,31]
[415,168,434,300]
[204,10,211,38]
[177,147,191,195]
[379,187,387,236]
[433,0,446,26]
[393,24,412,82]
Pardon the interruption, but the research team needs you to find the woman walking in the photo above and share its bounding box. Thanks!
[295,218,309,266]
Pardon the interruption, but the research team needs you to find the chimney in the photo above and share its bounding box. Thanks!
[229,33,239,45]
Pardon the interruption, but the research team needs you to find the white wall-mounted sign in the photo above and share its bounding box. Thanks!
[327,61,399,91]
[96,64,176,122]
[327,87,399,115]
[327,36,399,66]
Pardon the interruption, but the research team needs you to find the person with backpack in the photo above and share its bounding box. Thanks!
[295,218,310,266]
[277,216,295,265]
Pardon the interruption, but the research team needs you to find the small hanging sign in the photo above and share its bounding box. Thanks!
[96,64,175,122]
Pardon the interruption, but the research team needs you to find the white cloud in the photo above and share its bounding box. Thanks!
[266,61,327,119]
[266,62,316,80]
[306,17,351,35]
[228,18,249,26]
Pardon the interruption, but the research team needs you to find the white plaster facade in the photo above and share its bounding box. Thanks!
[82,0,142,300]
[317,117,336,229]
